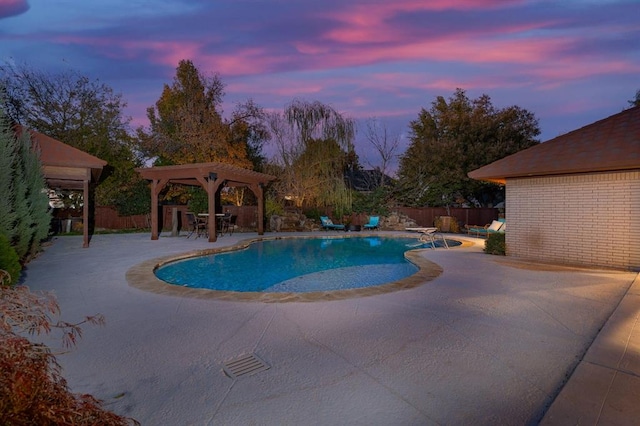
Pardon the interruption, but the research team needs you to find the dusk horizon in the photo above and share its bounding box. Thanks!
[1,0,638,173]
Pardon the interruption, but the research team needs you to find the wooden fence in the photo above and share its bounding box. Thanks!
[394,207,499,229]
[93,205,499,233]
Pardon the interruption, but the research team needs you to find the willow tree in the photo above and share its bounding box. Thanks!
[267,100,356,217]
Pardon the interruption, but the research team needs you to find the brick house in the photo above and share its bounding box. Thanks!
[469,105,640,271]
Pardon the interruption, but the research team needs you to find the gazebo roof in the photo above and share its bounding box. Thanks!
[16,125,107,189]
[136,162,276,243]
[136,162,276,187]
[468,105,640,184]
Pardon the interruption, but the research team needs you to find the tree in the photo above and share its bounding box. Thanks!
[396,88,540,207]
[138,60,268,205]
[14,130,50,261]
[363,118,400,187]
[0,101,50,264]
[0,101,17,244]
[139,60,229,165]
[629,89,640,107]
[0,62,140,207]
[266,99,357,217]
[139,60,266,170]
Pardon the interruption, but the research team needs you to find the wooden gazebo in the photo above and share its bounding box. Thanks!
[136,163,276,242]
[17,125,108,248]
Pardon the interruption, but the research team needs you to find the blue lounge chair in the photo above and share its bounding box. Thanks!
[363,216,379,230]
[466,218,505,237]
[320,216,345,231]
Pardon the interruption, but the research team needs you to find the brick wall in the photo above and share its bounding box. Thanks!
[507,171,640,270]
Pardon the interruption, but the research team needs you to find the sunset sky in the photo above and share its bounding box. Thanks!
[1,0,638,173]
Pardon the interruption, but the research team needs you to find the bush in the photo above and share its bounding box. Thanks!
[352,187,391,216]
[434,216,460,233]
[265,196,285,218]
[1,335,136,425]
[0,285,138,425]
[0,233,21,286]
[302,207,322,221]
[484,233,506,255]
[186,187,208,215]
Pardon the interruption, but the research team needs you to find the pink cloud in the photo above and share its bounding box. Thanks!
[54,35,204,68]
[527,59,640,86]
[0,0,28,18]
[291,35,571,73]
[55,34,292,77]
[228,79,325,98]
[319,0,529,44]
[197,48,287,76]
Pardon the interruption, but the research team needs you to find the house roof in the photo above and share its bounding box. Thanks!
[468,105,640,184]
[344,169,393,192]
[16,125,107,189]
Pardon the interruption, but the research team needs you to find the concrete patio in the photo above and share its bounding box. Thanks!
[22,232,639,425]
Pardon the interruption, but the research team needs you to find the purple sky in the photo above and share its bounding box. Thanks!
[1,0,638,174]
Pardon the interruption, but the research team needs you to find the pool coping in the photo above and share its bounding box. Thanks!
[126,233,471,302]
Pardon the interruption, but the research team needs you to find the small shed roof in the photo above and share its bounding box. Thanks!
[468,105,640,184]
[17,125,107,189]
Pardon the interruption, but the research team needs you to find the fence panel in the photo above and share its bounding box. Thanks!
[95,205,500,232]
[396,207,499,228]
[95,206,149,230]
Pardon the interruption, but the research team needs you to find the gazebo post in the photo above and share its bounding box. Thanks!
[207,173,217,242]
[150,179,160,240]
[82,178,90,248]
[254,182,265,235]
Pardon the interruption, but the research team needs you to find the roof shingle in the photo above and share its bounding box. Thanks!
[468,105,640,183]
[16,125,107,169]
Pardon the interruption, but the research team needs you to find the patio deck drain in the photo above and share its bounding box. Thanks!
[222,353,270,379]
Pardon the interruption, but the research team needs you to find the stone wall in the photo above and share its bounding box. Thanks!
[268,210,419,232]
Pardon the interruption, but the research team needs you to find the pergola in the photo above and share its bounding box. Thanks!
[18,125,107,248]
[136,162,276,242]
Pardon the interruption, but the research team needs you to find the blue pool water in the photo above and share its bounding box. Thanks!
[155,236,451,293]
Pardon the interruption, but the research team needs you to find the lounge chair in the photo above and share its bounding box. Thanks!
[363,216,379,230]
[466,218,505,237]
[320,216,345,231]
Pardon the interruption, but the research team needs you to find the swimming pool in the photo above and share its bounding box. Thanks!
[155,236,457,293]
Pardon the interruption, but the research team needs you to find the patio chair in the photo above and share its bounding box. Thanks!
[466,218,505,237]
[320,216,345,231]
[363,216,379,231]
[218,212,235,236]
[185,212,207,239]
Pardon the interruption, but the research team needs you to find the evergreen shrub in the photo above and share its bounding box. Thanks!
[484,233,506,255]
[0,232,21,287]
